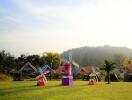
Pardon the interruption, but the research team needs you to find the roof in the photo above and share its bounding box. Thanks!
[89,73,96,77]
[41,65,55,73]
[77,66,97,75]
[19,62,37,72]
[83,66,92,72]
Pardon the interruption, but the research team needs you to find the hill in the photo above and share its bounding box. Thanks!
[61,45,132,67]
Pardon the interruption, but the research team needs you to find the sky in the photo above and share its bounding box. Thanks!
[0,0,132,57]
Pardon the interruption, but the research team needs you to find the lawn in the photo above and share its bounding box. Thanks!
[0,81,132,100]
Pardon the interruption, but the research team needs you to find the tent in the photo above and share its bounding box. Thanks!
[20,62,37,72]
[124,73,132,82]
[77,66,93,75]
[105,73,119,82]
[77,66,99,75]
[76,66,101,81]
[19,62,37,77]
[41,65,55,75]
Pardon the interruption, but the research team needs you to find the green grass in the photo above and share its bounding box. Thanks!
[0,81,132,100]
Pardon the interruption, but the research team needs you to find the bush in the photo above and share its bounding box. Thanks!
[10,71,24,81]
[0,73,12,81]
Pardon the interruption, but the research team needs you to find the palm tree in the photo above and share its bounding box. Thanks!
[103,60,116,84]
[41,52,61,80]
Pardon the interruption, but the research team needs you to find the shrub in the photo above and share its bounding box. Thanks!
[0,73,12,81]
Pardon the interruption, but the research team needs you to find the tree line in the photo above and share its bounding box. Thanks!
[0,50,61,74]
[1,45,132,75]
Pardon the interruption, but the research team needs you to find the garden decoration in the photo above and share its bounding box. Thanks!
[89,73,97,85]
[62,61,73,85]
[36,66,47,86]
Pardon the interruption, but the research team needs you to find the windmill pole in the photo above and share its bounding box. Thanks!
[69,51,72,65]
[50,58,52,80]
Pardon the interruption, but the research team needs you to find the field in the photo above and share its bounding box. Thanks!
[0,81,132,100]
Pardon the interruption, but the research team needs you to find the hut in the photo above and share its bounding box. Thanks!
[77,66,101,80]
[19,62,37,78]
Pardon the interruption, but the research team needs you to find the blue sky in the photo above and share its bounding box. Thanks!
[0,0,132,57]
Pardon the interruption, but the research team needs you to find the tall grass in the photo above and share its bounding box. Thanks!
[0,73,12,81]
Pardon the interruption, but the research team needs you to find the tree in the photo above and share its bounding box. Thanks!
[0,50,16,74]
[41,52,61,80]
[26,55,41,66]
[102,60,116,84]
[16,54,27,71]
[41,52,61,69]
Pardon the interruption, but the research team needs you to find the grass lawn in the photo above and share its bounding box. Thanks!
[0,81,132,100]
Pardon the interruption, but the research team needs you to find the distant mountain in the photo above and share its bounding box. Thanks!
[61,45,132,67]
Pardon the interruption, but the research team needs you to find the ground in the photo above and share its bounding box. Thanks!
[0,81,132,100]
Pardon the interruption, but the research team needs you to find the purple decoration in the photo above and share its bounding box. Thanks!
[62,75,73,86]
